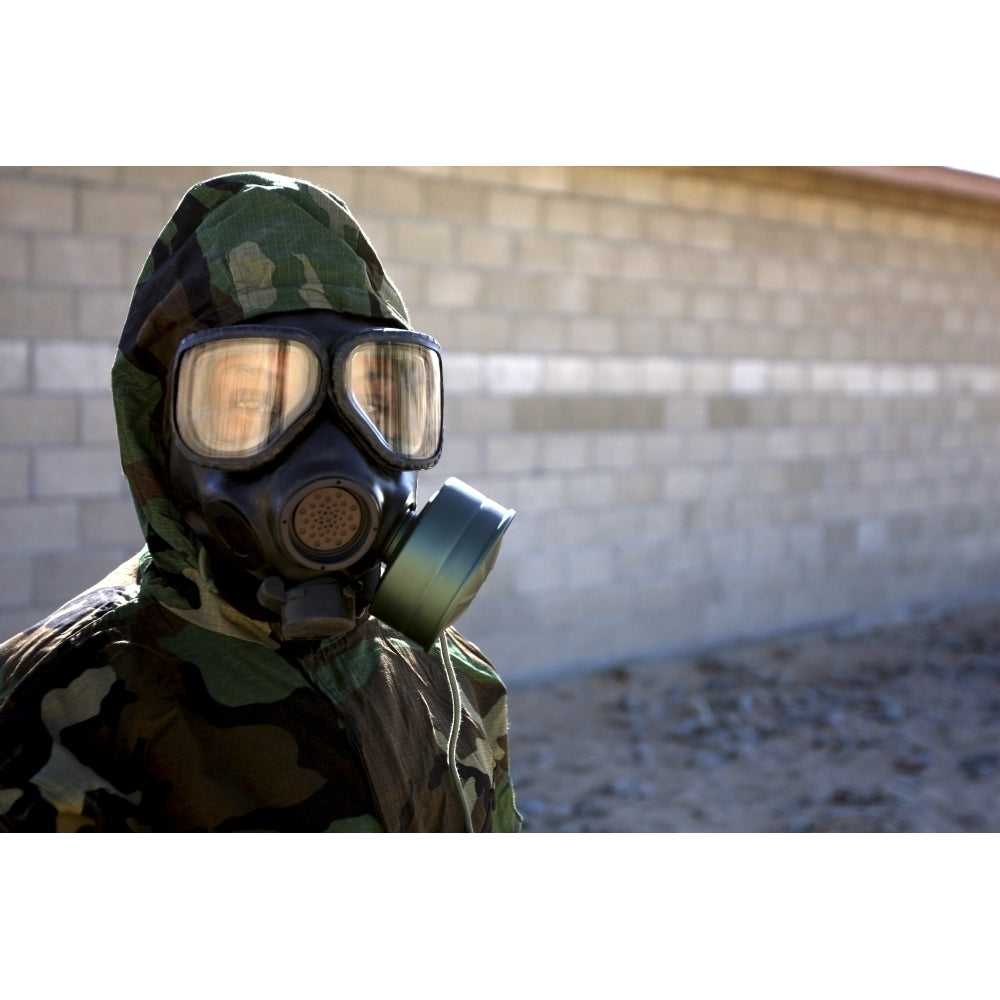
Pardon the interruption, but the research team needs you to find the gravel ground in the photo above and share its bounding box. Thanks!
[508,600,1000,832]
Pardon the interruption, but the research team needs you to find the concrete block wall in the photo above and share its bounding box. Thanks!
[2,165,999,681]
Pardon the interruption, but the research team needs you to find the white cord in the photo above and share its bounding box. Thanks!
[439,633,475,833]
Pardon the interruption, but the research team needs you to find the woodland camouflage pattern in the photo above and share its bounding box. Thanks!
[0,173,520,831]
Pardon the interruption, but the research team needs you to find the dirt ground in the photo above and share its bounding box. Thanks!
[508,599,1000,832]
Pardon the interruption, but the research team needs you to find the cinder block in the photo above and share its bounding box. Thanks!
[664,467,706,501]
[447,397,512,434]
[568,544,616,588]
[120,166,225,191]
[543,195,594,234]
[0,288,75,339]
[888,511,926,545]
[0,452,29,499]
[688,360,729,393]
[443,353,484,395]
[755,257,792,291]
[570,237,618,276]
[33,341,113,392]
[457,228,512,268]
[620,244,665,282]
[481,272,542,311]
[0,342,29,390]
[572,167,626,199]
[539,432,590,470]
[0,556,32,606]
[0,233,28,281]
[857,517,888,552]
[566,316,618,355]
[664,397,707,429]
[0,398,77,444]
[81,397,119,444]
[668,173,715,211]
[486,189,543,229]
[593,276,643,317]
[32,549,124,604]
[784,459,824,492]
[512,549,567,596]
[512,167,573,193]
[823,518,859,556]
[80,497,141,547]
[423,179,486,224]
[0,178,74,230]
[596,202,643,240]
[485,354,543,395]
[689,215,734,251]
[393,218,453,263]
[509,316,562,355]
[637,431,687,465]
[644,207,689,244]
[453,166,509,184]
[29,166,120,183]
[637,285,688,322]
[34,446,122,497]
[593,432,638,468]
[514,396,662,434]
[436,433,482,475]
[766,428,806,461]
[356,170,424,216]
[77,289,131,339]
[751,185,797,222]
[697,289,737,323]
[0,502,78,553]
[425,269,482,308]
[564,469,616,508]
[512,473,567,511]
[622,168,670,204]
[517,232,572,273]
[485,434,539,473]
[613,468,662,504]
[543,274,594,315]
[32,234,125,287]
[80,188,169,236]
[290,166,358,203]
[685,430,731,465]
[446,310,514,356]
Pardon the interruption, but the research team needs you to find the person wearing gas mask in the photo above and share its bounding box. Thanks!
[0,172,520,833]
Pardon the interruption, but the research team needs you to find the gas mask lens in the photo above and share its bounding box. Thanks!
[345,341,442,463]
[176,338,321,460]
[174,325,443,470]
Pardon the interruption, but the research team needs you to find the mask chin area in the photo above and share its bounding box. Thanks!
[257,574,372,641]
[370,478,515,651]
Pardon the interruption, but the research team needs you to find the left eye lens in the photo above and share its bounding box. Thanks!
[176,338,320,459]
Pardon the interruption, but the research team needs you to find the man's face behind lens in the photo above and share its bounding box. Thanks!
[182,339,319,458]
[346,342,434,458]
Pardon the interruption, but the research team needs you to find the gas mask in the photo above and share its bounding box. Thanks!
[167,312,514,648]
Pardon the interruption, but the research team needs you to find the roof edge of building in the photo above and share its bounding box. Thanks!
[819,165,1000,204]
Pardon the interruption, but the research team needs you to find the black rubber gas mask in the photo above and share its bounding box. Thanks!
[167,312,514,646]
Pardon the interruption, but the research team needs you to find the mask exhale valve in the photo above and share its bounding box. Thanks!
[370,478,515,650]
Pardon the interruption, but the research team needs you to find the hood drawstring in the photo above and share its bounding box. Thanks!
[439,634,474,833]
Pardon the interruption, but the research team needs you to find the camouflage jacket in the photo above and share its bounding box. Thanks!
[0,553,518,832]
[0,172,519,832]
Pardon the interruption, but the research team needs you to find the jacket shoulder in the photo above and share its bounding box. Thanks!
[0,556,143,702]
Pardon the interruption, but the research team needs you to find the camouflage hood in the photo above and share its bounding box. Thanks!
[112,172,410,622]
